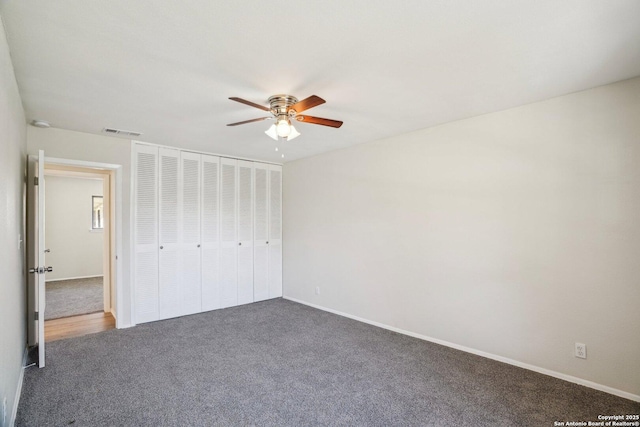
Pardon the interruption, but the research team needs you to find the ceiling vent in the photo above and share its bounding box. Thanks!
[102,127,142,137]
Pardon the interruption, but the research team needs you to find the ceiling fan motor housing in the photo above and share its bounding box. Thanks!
[268,94,299,122]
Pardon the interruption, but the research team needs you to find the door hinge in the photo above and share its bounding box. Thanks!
[34,177,39,186]
[34,311,39,321]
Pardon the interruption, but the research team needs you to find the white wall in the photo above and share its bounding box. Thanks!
[0,15,27,427]
[27,127,132,326]
[283,77,640,398]
[45,176,103,281]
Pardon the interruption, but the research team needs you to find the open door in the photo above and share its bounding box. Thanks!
[27,150,49,368]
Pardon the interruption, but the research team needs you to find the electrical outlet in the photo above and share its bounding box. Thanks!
[575,343,587,359]
[315,286,320,295]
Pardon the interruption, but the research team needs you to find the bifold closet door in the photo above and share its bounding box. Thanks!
[219,158,238,308]
[134,144,159,323]
[180,151,202,316]
[201,155,220,311]
[253,163,269,302]
[158,148,181,320]
[134,142,283,323]
[268,165,283,298]
[237,161,254,305]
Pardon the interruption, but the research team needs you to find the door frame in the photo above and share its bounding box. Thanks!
[43,166,113,314]
[43,157,124,328]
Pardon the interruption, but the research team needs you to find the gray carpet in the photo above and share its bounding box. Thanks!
[45,277,103,320]
[17,299,639,426]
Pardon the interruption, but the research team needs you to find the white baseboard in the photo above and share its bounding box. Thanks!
[11,347,29,426]
[46,274,103,283]
[110,307,119,329]
[110,308,134,329]
[283,296,640,403]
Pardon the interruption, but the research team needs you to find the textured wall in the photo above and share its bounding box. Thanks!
[0,15,27,427]
[283,77,640,397]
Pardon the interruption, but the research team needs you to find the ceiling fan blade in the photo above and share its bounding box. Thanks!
[296,115,343,128]
[226,117,271,126]
[289,95,326,113]
[229,97,270,112]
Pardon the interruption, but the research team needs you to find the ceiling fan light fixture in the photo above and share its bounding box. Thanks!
[276,118,291,137]
[265,124,278,140]
[287,125,301,141]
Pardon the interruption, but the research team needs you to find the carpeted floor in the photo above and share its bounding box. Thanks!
[18,299,639,426]
[45,277,104,320]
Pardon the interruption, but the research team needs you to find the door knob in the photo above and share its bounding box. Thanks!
[197,244,201,248]
[44,249,51,253]
[160,246,164,249]
[238,242,242,246]
[44,266,53,273]
[29,267,37,274]
[266,241,269,244]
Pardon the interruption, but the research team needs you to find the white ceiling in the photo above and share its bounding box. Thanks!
[2,1,640,163]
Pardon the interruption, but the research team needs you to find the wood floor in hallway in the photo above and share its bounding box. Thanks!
[45,312,115,342]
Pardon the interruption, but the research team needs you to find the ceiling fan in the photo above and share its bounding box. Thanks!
[227,94,343,141]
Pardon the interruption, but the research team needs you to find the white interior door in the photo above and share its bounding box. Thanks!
[268,165,283,298]
[27,150,47,367]
[37,151,46,367]
[253,163,269,302]
[201,155,220,311]
[159,148,181,320]
[180,151,202,316]
[237,161,254,305]
[219,158,238,308]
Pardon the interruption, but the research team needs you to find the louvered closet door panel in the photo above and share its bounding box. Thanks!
[201,155,220,311]
[253,163,269,302]
[180,151,202,316]
[219,158,238,308]
[134,144,159,324]
[158,148,181,320]
[268,165,283,298]
[237,160,254,305]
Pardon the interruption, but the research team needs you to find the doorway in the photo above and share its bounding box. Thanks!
[43,165,115,340]
[27,153,123,366]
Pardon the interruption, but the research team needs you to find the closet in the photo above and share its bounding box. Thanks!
[133,143,282,324]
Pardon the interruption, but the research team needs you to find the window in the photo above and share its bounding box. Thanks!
[92,196,104,229]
